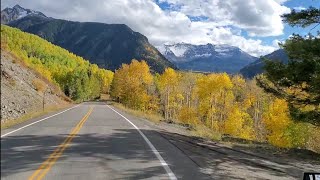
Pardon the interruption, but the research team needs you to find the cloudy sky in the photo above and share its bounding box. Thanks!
[1,0,319,57]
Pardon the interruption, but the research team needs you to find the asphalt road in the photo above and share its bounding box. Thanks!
[1,102,210,180]
[1,102,319,180]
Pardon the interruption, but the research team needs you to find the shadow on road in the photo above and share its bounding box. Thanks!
[1,128,311,179]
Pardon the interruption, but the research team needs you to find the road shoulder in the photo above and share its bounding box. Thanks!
[1,104,79,137]
[108,103,320,179]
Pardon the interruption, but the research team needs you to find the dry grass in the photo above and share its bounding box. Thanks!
[1,104,72,130]
[306,126,320,153]
[7,50,29,69]
[111,102,162,123]
[32,78,46,92]
[191,124,222,141]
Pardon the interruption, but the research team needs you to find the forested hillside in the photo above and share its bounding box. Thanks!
[110,60,319,152]
[1,25,113,101]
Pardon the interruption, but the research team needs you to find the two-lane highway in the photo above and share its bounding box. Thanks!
[2,102,317,179]
[1,102,208,180]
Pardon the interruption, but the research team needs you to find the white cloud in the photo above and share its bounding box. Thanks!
[272,39,285,48]
[1,0,286,56]
[159,0,290,36]
[273,0,289,4]
[293,6,306,11]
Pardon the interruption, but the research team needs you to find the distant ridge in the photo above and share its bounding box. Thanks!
[240,49,289,78]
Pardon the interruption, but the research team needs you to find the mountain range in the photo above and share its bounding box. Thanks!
[1,5,289,76]
[158,43,258,73]
[1,5,176,73]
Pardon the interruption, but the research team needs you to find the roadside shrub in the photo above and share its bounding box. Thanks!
[32,78,46,93]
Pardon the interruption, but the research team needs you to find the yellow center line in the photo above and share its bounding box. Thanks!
[28,106,94,180]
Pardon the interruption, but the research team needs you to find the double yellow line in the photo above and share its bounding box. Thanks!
[29,106,94,180]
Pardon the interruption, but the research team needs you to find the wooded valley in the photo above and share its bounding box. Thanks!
[1,25,319,153]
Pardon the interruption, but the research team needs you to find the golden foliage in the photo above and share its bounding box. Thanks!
[225,105,254,140]
[157,68,180,120]
[111,60,153,111]
[110,62,316,151]
[263,99,292,147]
[178,106,199,125]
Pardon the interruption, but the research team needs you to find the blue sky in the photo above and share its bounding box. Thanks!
[2,0,319,57]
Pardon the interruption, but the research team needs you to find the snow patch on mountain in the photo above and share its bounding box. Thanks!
[215,44,236,52]
[168,44,188,57]
[157,45,167,55]
[17,10,27,19]
[1,4,47,24]
[194,53,212,58]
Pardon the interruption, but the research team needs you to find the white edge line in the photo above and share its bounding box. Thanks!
[1,104,81,138]
[106,105,177,180]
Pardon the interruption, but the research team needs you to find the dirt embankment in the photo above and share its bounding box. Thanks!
[1,50,70,123]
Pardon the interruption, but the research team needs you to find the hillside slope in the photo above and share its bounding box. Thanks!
[3,5,176,72]
[1,50,69,122]
[1,25,114,101]
[240,49,289,78]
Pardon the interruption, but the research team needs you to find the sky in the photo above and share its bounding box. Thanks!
[1,0,319,57]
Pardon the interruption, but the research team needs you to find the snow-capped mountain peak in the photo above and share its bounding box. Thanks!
[159,43,237,60]
[157,43,258,73]
[168,44,188,57]
[1,4,47,24]
[158,43,190,57]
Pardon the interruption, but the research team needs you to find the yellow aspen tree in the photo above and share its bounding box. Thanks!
[178,106,199,126]
[157,68,179,120]
[224,105,254,140]
[110,60,153,110]
[263,99,292,147]
[179,72,200,108]
[196,73,233,131]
